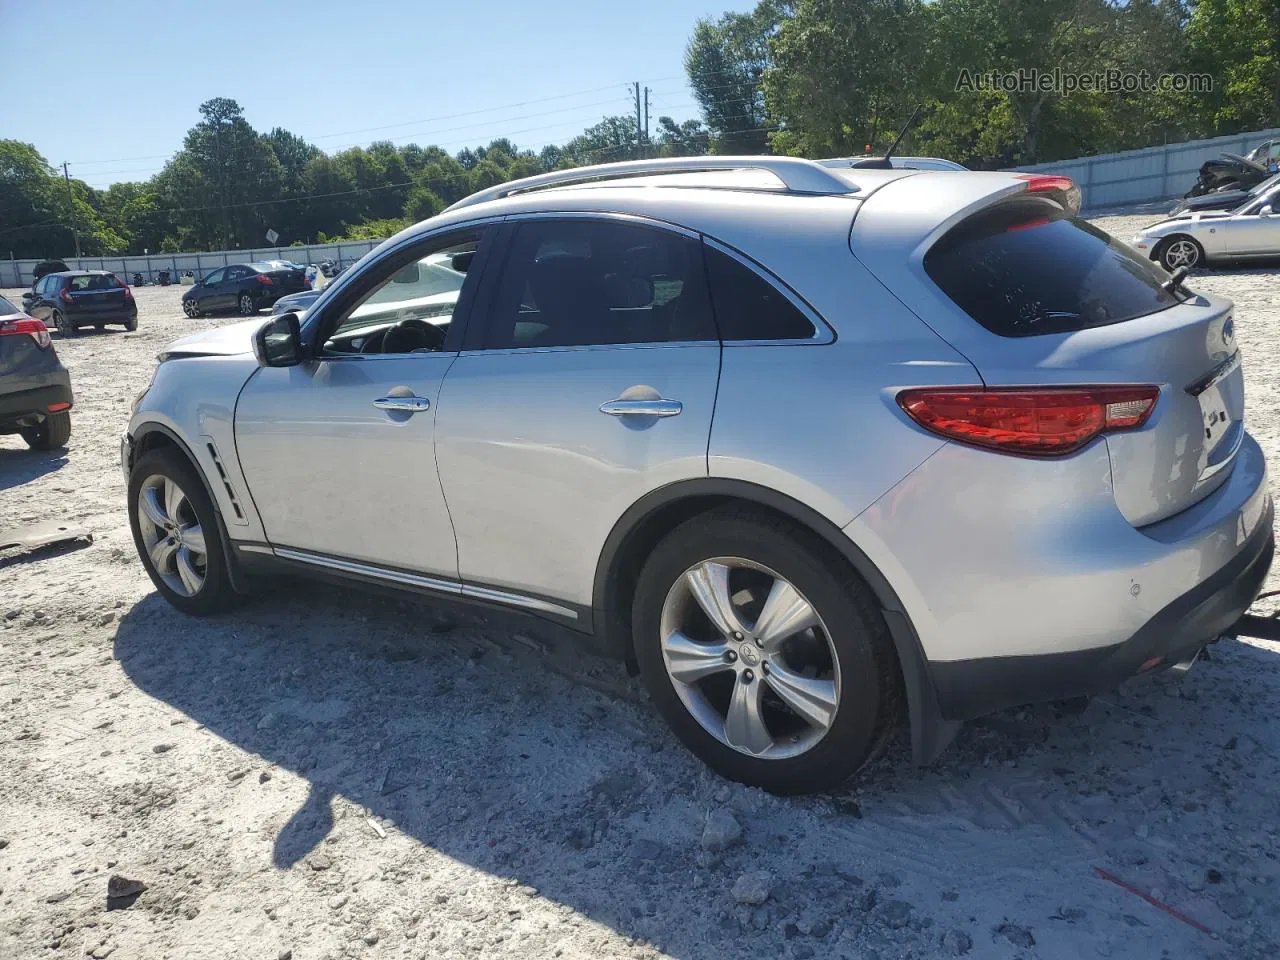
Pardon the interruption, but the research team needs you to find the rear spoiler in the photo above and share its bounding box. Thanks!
[1013,174,1082,216]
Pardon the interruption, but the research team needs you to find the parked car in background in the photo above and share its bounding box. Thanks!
[0,294,72,450]
[824,156,968,171]
[124,157,1271,794]
[181,261,309,318]
[24,271,137,336]
[1185,151,1271,197]
[1169,172,1280,216]
[1131,178,1280,269]
[30,260,70,286]
[272,250,468,317]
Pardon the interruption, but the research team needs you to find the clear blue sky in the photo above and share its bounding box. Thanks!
[2,0,750,190]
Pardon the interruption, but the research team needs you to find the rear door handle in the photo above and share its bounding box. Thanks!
[372,395,431,413]
[599,398,683,418]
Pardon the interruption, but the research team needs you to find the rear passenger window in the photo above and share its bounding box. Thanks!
[924,197,1178,337]
[703,246,817,341]
[484,220,715,349]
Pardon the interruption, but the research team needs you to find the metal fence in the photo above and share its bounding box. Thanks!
[1015,126,1280,211]
[0,239,383,289]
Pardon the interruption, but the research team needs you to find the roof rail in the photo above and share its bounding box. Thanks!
[443,156,856,212]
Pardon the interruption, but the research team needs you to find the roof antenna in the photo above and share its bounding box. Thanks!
[855,105,924,170]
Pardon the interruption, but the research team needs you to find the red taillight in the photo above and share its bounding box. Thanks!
[58,287,74,304]
[0,317,53,349]
[1013,173,1082,215]
[1014,174,1075,193]
[123,284,134,301]
[256,274,273,286]
[896,385,1160,456]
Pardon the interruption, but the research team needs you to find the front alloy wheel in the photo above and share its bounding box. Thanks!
[136,475,207,597]
[660,558,839,759]
[182,300,197,318]
[127,448,240,615]
[1162,237,1201,270]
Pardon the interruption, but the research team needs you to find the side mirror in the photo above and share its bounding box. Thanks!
[1260,205,1274,217]
[253,312,304,367]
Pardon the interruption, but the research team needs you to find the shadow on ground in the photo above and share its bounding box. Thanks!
[112,577,1278,957]
[0,445,67,491]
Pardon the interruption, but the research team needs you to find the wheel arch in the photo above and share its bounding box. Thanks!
[591,478,959,764]
[129,422,251,594]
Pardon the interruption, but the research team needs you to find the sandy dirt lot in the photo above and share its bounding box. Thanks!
[3,222,1280,960]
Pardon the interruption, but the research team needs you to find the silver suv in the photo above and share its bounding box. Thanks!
[124,157,1273,794]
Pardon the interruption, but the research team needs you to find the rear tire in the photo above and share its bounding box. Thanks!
[124,316,138,332]
[20,411,71,451]
[95,323,105,332]
[632,505,900,795]
[128,448,239,616]
[52,310,75,337]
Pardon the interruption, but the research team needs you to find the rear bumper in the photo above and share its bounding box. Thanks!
[69,308,136,325]
[0,378,74,424]
[847,429,1273,721]
[929,503,1274,720]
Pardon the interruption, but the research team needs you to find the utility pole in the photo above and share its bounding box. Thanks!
[634,81,643,159]
[61,162,81,259]
[644,86,651,145]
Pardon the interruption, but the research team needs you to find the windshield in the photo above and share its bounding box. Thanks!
[1246,173,1280,199]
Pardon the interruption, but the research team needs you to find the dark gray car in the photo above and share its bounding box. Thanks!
[25,271,138,336]
[1169,173,1280,216]
[0,295,73,450]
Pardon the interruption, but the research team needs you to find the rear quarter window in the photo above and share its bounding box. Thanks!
[703,246,816,341]
[924,197,1178,337]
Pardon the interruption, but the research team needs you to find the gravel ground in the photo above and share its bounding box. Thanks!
[3,222,1280,960]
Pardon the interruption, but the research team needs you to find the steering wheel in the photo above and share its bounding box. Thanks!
[382,317,446,353]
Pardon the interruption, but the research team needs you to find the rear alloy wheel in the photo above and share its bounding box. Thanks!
[1160,235,1203,271]
[238,293,256,316]
[128,449,239,615]
[52,309,75,337]
[633,506,899,794]
[20,411,71,451]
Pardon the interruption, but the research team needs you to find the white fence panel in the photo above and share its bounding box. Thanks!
[1,238,388,288]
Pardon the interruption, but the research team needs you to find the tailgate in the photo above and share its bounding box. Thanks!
[967,298,1242,526]
[852,183,1244,527]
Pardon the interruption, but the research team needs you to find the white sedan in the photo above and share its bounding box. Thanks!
[1131,180,1280,270]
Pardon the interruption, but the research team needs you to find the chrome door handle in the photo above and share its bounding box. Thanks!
[599,398,683,418]
[372,395,431,413]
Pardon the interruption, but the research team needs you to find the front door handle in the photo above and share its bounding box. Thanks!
[599,398,683,418]
[372,395,431,413]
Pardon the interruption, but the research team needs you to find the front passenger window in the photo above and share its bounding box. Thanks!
[322,232,481,356]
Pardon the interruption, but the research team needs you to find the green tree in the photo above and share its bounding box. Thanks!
[655,117,712,156]
[686,4,780,153]
[0,140,67,258]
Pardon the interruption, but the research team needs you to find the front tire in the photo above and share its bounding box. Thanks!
[238,293,256,316]
[21,411,71,451]
[1158,235,1204,271]
[632,506,900,794]
[128,449,239,616]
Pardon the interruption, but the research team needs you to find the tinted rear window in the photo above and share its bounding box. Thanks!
[69,274,123,291]
[0,295,18,314]
[704,246,816,341]
[924,197,1178,337]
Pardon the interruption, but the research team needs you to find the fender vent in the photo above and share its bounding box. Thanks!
[205,441,246,523]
